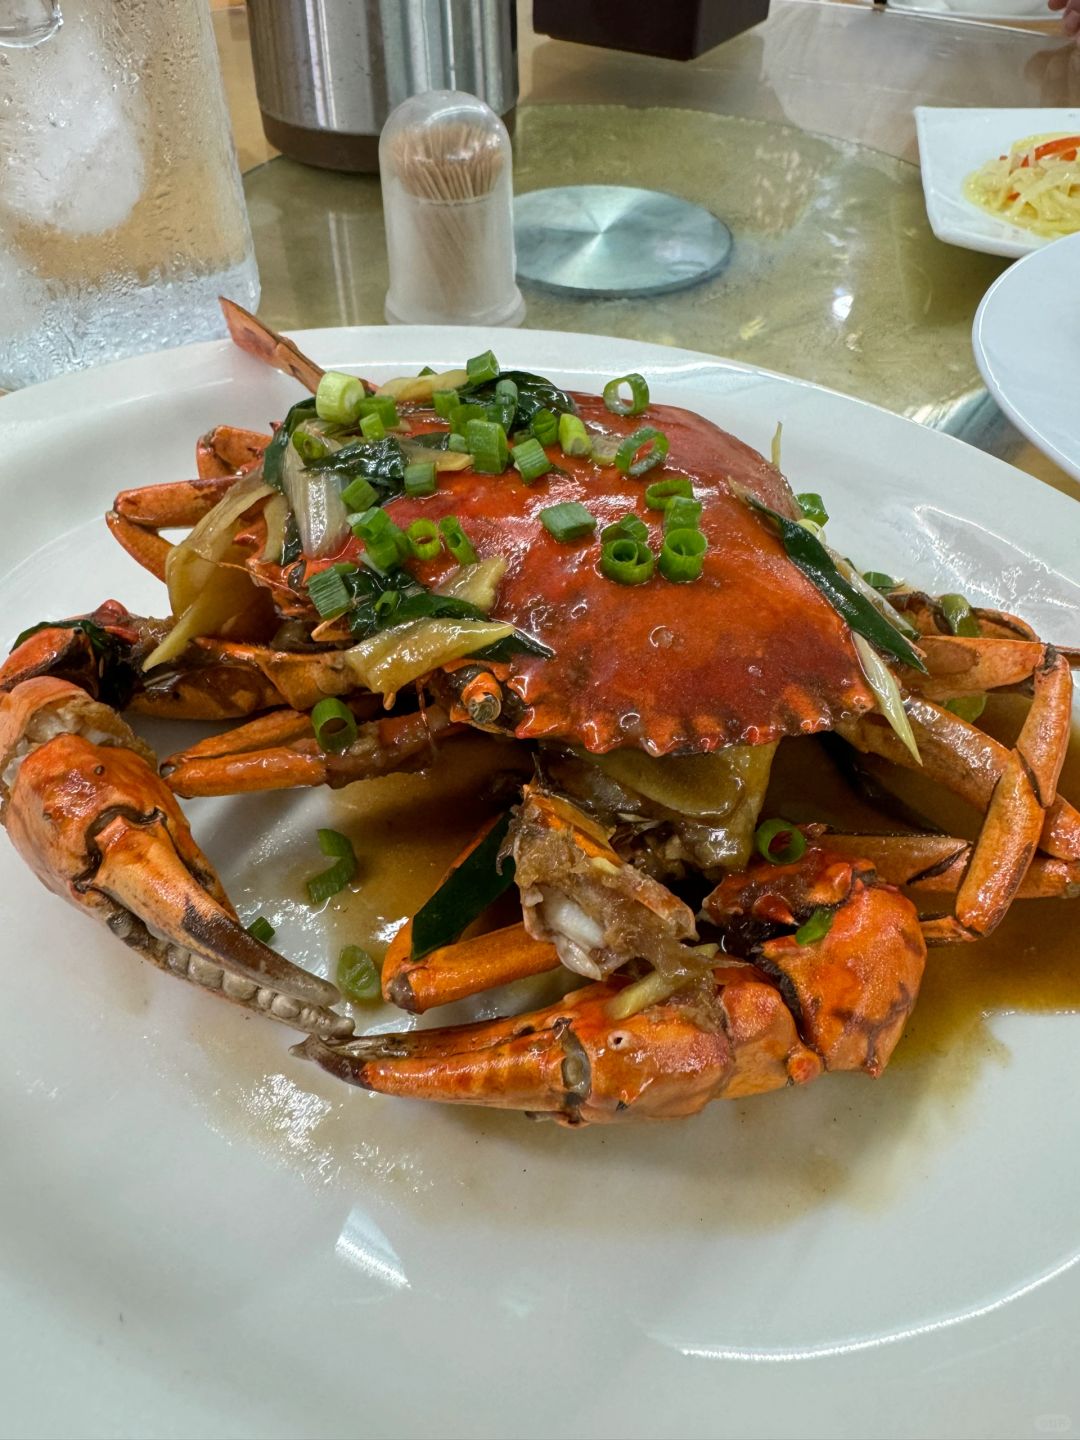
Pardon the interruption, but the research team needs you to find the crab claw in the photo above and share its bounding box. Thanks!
[296,971,821,1125]
[0,678,351,1039]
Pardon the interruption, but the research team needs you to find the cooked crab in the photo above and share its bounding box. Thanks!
[1,303,1076,1125]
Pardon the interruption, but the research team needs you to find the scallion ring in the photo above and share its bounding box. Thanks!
[337,945,381,1003]
[439,516,478,565]
[404,461,437,498]
[465,418,509,475]
[246,916,276,944]
[530,408,559,446]
[558,412,591,458]
[663,495,703,533]
[603,372,650,417]
[466,349,500,386]
[315,370,366,425]
[407,518,442,561]
[659,527,707,583]
[600,537,655,586]
[940,592,981,638]
[644,475,692,510]
[311,697,358,753]
[359,411,387,442]
[540,502,596,543]
[754,818,807,866]
[306,827,358,905]
[797,492,829,528]
[616,427,669,478]
[794,908,833,946]
[511,436,552,484]
[340,475,378,512]
[601,514,649,545]
[307,566,352,619]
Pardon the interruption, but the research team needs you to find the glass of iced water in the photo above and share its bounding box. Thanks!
[0,0,260,389]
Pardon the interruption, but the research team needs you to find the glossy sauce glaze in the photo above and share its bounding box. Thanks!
[351,394,874,754]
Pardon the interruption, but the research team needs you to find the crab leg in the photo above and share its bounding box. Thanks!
[819,833,1080,901]
[839,651,1076,940]
[382,922,560,1012]
[106,472,255,582]
[195,424,272,479]
[163,704,460,796]
[0,679,351,1038]
[898,635,1057,702]
[220,298,329,394]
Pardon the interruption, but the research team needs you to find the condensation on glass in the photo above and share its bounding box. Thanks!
[0,0,259,388]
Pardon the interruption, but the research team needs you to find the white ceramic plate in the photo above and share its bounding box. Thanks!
[2,328,1080,1440]
[916,106,1080,258]
[974,229,1080,481]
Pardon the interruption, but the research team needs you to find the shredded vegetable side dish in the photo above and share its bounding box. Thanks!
[0,299,1077,1127]
[964,133,1080,238]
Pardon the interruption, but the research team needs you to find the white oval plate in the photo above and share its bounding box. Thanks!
[974,229,1080,481]
[1,328,1080,1440]
[915,106,1080,258]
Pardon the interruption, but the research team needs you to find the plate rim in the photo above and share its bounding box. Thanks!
[972,228,1080,482]
[914,104,1080,259]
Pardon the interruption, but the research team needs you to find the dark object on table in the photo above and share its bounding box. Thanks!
[532,0,770,60]
[246,0,518,173]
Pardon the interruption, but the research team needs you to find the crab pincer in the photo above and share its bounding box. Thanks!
[0,678,351,1039]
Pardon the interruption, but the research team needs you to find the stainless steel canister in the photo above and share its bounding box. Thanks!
[245,0,518,172]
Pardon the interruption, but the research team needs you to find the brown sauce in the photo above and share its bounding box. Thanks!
[177,702,1080,1235]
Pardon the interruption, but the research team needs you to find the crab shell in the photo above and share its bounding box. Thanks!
[263,393,877,756]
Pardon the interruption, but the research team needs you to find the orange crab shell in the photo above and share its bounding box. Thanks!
[379,392,875,754]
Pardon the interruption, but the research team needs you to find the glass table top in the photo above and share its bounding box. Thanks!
[216,0,1080,498]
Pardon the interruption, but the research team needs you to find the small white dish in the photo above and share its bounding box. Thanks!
[916,106,1080,258]
[893,0,1054,18]
[974,227,1080,479]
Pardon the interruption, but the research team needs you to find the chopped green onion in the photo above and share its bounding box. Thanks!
[407,518,442,561]
[615,426,669,477]
[466,349,500,386]
[404,461,437,498]
[340,475,378,512]
[337,945,381,1003]
[539,502,597,543]
[359,394,399,428]
[601,514,649,545]
[511,436,553,484]
[307,566,352,619]
[311,697,358,752]
[558,412,592,458]
[374,590,401,621]
[797,492,829,528]
[316,370,366,425]
[644,475,692,510]
[659,527,707,583]
[448,432,470,453]
[863,571,900,592]
[360,411,387,442]
[603,372,650,417]
[588,431,622,466]
[439,516,478,565]
[433,389,458,419]
[306,828,358,905]
[941,593,981,638]
[465,418,509,475]
[449,401,486,433]
[246,916,276,944]
[754,818,807,866]
[794,908,833,946]
[418,365,436,377]
[600,537,654,585]
[352,506,408,570]
[664,496,703,533]
[945,694,988,723]
[531,408,559,446]
[495,377,519,404]
[292,430,331,465]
